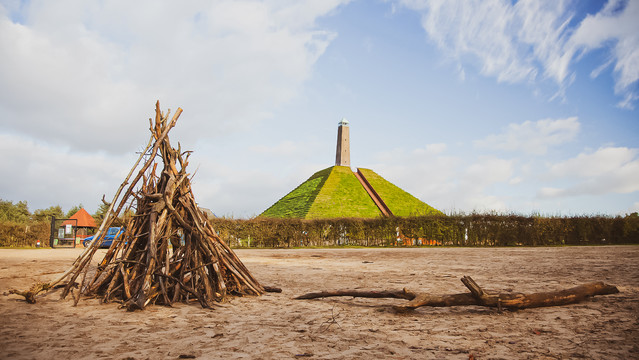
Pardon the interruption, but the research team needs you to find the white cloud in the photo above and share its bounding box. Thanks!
[397,0,639,107]
[509,176,523,185]
[548,146,636,177]
[464,156,513,186]
[570,0,639,109]
[540,146,639,198]
[590,58,614,79]
[371,137,638,215]
[0,0,347,154]
[474,117,579,155]
[191,164,291,218]
[413,142,446,155]
[617,92,639,110]
[189,151,327,217]
[248,140,299,156]
[358,129,637,215]
[537,187,563,198]
[0,133,133,212]
[372,145,513,213]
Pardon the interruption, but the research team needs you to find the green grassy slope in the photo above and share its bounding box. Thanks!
[358,168,443,216]
[261,166,441,219]
[306,166,380,219]
[260,167,332,218]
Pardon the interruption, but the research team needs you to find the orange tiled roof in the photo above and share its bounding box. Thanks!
[62,208,97,228]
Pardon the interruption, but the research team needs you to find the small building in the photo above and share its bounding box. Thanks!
[61,208,97,245]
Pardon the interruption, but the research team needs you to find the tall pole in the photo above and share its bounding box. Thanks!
[50,216,55,248]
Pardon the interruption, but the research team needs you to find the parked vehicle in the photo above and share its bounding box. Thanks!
[83,227,125,248]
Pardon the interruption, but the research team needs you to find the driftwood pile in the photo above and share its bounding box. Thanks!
[20,102,265,310]
[296,276,619,311]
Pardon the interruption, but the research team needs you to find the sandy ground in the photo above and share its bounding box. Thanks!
[1,246,638,360]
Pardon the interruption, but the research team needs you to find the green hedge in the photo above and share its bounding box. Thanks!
[5,214,636,248]
[0,221,50,247]
[210,213,639,248]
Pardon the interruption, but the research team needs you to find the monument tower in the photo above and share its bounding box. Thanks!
[335,118,350,167]
[260,116,442,219]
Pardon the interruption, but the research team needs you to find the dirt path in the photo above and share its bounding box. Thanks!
[1,246,638,359]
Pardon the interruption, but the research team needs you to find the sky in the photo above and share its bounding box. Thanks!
[0,0,638,218]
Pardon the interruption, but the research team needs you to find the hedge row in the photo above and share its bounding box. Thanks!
[3,214,637,248]
[0,221,50,247]
[209,214,639,248]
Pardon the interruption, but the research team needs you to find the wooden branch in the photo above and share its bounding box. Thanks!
[399,293,477,310]
[295,277,620,311]
[295,289,417,300]
[263,286,283,293]
[9,283,52,304]
[458,276,620,309]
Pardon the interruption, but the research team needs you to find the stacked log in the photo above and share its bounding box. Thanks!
[53,101,264,310]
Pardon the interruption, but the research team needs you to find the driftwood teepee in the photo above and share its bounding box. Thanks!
[46,101,264,310]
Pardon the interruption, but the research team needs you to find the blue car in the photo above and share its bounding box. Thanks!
[83,227,125,248]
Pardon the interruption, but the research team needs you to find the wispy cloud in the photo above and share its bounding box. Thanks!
[474,117,580,155]
[399,0,572,84]
[398,0,639,108]
[570,0,639,109]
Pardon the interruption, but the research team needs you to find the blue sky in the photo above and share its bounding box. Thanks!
[0,0,637,217]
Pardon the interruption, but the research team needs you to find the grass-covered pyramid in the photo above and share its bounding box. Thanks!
[261,166,441,219]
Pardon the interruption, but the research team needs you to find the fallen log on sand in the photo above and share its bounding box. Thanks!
[295,276,619,311]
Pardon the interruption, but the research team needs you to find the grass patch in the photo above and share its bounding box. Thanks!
[358,168,442,216]
[260,167,332,218]
[307,166,380,219]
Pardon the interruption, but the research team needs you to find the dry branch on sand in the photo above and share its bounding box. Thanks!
[11,101,266,310]
[8,282,53,304]
[295,276,619,311]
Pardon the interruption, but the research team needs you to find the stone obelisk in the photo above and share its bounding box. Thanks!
[335,118,350,167]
